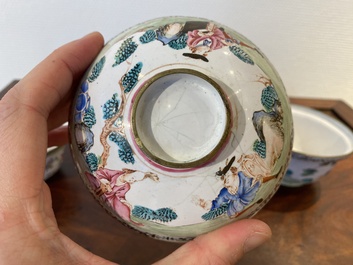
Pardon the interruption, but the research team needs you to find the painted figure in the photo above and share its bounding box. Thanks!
[86,168,158,225]
[195,152,280,220]
[186,22,255,56]
[211,166,261,218]
[195,162,260,220]
[156,23,185,45]
[237,153,278,186]
[155,21,258,58]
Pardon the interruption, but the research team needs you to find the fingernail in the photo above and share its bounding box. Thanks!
[243,232,270,253]
[81,32,103,40]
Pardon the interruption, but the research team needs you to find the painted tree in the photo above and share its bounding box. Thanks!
[112,37,138,67]
[132,205,178,223]
[139,30,156,44]
[229,46,254,65]
[99,50,143,168]
[87,56,106,82]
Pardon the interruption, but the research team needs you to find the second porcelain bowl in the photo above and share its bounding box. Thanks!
[282,104,353,187]
[69,17,293,241]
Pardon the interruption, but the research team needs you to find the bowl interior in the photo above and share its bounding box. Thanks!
[292,104,353,158]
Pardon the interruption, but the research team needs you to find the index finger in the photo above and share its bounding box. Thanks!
[3,32,104,121]
[0,32,104,198]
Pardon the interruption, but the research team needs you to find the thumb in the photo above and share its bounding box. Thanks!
[154,219,271,265]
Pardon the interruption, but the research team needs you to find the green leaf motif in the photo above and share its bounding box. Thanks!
[122,62,143,93]
[87,56,106,82]
[112,37,138,67]
[168,33,188,50]
[83,106,96,129]
[139,30,156,44]
[109,132,135,164]
[102,93,120,120]
[132,205,177,223]
[202,203,228,221]
[229,46,254,65]
[253,139,266,159]
[85,153,98,172]
[261,85,278,112]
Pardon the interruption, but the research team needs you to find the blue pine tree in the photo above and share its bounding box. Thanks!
[87,56,106,82]
[85,153,99,172]
[155,208,178,222]
[261,85,278,112]
[132,205,177,223]
[102,93,120,120]
[83,106,96,128]
[168,33,188,50]
[253,139,266,159]
[122,62,143,93]
[109,132,135,164]
[112,37,138,67]
[139,30,156,44]
[229,46,254,65]
[131,205,154,220]
[201,203,229,221]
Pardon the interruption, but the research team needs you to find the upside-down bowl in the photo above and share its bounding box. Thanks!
[69,17,293,241]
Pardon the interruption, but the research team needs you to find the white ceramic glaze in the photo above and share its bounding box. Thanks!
[69,17,293,241]
[133,70,229,167]
[282,104,353,187]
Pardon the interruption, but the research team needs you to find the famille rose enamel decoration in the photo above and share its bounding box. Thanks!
[69,17,293,241]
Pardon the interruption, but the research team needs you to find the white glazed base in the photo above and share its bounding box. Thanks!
[133,71,229,167]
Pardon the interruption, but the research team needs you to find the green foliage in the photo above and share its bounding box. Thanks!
[139,30,156,43]
[168,33,188,50]
[122,62,143,93]
[85,153,98,172]
[253,139,266,159]
[261,85,278,112]
[109,132,135,164]
[83,106,96,128]
[87,56,106,82]
[132,205,178,223]
[102,93,120,120]
[229,46,254,65]
[201,203,228,221]
[155,207,178,222]
[112,37,138,67]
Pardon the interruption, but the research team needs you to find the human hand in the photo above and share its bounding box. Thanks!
[0,32,271,264]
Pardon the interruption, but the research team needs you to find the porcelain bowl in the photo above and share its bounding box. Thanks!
[282,104,353,187]
[69,16,293,241]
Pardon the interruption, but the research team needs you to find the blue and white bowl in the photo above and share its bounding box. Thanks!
[282,104,353,187]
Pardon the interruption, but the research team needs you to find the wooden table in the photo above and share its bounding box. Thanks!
[2,81,352,264]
